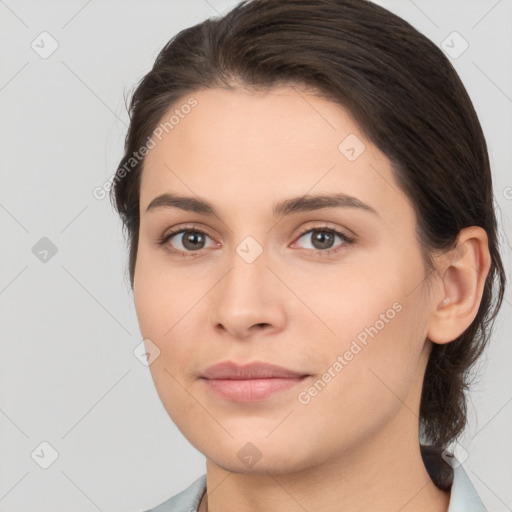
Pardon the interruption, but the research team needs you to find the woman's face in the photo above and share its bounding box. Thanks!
[134,85,438,473]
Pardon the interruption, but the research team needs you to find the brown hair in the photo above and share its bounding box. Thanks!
[111,0,506,456]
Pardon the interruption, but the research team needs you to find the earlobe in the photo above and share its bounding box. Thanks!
[427,227,491,345]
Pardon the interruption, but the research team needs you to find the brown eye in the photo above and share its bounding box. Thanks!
[159,227,217,256]
[177,231,207,251]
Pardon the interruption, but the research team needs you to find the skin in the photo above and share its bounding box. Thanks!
[134,85,491,512]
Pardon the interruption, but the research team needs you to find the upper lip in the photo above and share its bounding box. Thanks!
[200,361,308,380]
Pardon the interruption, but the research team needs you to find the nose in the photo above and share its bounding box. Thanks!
[208,245,288,340]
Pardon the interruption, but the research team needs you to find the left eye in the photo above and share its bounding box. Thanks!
[293,227,353,252]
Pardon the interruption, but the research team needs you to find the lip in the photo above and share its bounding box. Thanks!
[201,361,307,379]
[199,361,309,402]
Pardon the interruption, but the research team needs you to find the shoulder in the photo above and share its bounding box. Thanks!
[143,474,207,512]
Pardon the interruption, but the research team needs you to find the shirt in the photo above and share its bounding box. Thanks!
[144,450,488,512]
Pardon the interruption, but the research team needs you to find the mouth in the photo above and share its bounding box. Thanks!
[199,360,310,402]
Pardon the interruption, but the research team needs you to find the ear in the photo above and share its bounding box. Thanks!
[427,226,492,344]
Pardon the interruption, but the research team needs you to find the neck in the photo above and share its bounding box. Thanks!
[200,415,450,512]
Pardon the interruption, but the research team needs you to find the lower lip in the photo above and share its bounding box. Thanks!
[201,376,307,402]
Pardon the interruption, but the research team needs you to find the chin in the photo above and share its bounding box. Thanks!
[200,436,312,476]
[208,453,305,476]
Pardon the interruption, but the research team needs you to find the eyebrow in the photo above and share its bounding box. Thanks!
[145,192,379,218]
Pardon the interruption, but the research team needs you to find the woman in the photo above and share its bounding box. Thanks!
[111,0,506,510]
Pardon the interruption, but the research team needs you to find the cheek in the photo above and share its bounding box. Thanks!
[304,255,429,408]
[133,270,196,422]
[133,252,209,393]
[295,299,426,453]
[133,248,203,340]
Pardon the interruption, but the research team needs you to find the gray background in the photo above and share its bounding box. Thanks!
[0,0,511,510]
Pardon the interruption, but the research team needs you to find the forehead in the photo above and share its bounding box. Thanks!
[139,86,412,226]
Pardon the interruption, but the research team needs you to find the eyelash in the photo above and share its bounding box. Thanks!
[155,224,355,258]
